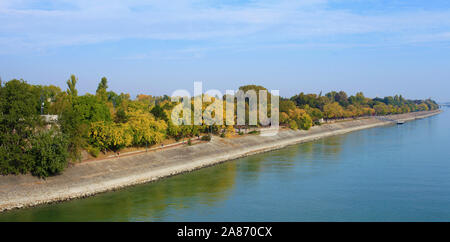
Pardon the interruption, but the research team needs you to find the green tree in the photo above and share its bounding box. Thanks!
[66,74,78,97]
[335,91,349,107]
[59,100,86,160]
[279,100,297,113]
[303,104,323,123]
[373,102,389,115]
[59,75,85,160]
[151,104,168,121]
[96,77,108,101]
[74,94,111,123]
[349,92,366,105]
[291,93,319,109]
[32,84,63,114]
[29,129,69,178]
[0,79,40,175]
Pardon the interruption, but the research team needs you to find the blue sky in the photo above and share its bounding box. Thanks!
[0,0,449,101]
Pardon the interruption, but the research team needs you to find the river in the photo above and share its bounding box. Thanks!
[1,108,449,221]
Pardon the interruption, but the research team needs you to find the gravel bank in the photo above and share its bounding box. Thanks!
[0,110,442,212]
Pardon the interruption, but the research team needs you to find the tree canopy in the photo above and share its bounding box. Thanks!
[0,77,440,178]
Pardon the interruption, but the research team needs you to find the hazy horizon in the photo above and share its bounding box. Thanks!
[1,0,449,102]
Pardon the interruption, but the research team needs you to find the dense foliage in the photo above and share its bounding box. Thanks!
[29,129,69,178]
[0,77,440,177]
[281,91,439,128]
[0,80,68,177]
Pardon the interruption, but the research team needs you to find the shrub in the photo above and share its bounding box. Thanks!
[224,125,235,138]
[248,130,260,135]
[88,146,100,158]
[298,113,313,130]
[288,120,298,130]
[0,141,34,175]
[201,135,212,141]
[29,130,69,178]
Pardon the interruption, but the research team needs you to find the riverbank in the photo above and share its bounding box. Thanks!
[0,110,442,212]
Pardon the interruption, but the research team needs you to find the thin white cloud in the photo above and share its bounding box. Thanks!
[0,0,450,54]
[407,32,450,43]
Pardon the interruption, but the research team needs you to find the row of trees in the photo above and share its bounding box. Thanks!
[278,91,438,129]
[0,76,439,177]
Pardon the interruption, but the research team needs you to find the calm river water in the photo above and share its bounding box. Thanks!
[1,108,449,221]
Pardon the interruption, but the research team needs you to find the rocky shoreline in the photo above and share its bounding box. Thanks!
[0,110,442,212]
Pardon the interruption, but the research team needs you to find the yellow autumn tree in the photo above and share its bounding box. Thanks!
[279,112,289,124]
[288,120,298,130]
[417,103,429,111]
[323,102,344,119]
[288,108,313,130]
[90,121,133,151]
[224,125,235,138]
[127,109,167,146]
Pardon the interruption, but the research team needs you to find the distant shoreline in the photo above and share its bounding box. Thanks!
[0,110,442,213]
